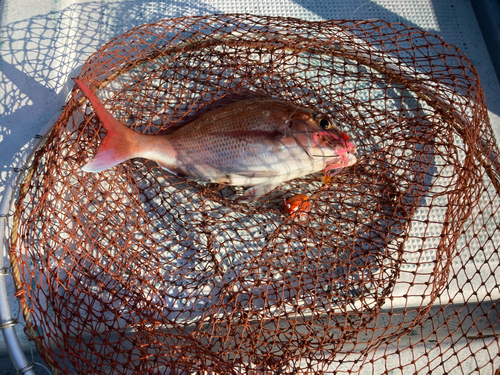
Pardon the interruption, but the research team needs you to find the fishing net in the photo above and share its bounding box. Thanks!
[7,14,500,374]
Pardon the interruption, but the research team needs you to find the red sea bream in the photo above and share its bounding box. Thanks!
[73,79,357,202]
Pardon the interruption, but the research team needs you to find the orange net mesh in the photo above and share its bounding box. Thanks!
[8,14,500,373]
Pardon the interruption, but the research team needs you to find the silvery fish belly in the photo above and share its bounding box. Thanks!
[73,79,357,202]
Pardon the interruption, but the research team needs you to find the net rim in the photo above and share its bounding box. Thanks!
[0,111,60,375]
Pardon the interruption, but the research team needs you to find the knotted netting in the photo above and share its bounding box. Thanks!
[7,14,500,373]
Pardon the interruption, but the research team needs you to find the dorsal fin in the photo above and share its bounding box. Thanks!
[159,89,270,134]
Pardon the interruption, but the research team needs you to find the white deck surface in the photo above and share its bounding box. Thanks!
[1,0,500,373]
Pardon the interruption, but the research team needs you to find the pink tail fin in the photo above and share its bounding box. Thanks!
[73,78,139,172]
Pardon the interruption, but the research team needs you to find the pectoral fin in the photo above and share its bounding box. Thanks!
[237,182,281,203]
[232,170,279,178]
[221,170,280,186]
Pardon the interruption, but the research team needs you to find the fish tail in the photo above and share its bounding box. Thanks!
[73,78,140,172]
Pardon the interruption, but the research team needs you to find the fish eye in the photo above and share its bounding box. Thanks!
[316,116,332,130]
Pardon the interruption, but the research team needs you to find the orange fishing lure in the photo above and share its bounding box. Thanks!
[284,194,311,219]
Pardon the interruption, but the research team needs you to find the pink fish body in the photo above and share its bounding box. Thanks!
[73,79,357,201]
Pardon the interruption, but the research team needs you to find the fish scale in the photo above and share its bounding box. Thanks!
[168,100,312,176]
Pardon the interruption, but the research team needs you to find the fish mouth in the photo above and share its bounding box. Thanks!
[346,152,357,166]
[344,146,357,166]
[311,131,358,166]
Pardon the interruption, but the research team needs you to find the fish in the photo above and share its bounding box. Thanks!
[72,78,358,202]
